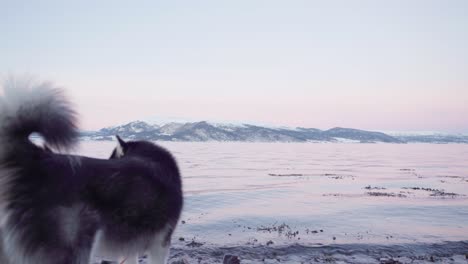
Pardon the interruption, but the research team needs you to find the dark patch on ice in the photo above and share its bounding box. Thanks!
[322,193,362,198]
[367,192,407,198]
[268,173,304,177]
[323,193,342,197]
[267,173,356,179]
[305,228,323,234]
[322,173,356,180]
[437,175,464,179]
[402,187,465,198]
[364,185,387,190]
[402,187,439,192]
[327,175,356,180]
[429,190,464,198]
[399,169,422,178]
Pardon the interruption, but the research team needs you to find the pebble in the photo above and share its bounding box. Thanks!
[171,258,189,264]
[100,261,118,264]
[223,255,240,264]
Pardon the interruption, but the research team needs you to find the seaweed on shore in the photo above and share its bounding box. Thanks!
[366,192,407,198]
[364,185,387,190]
[268,173,304,177]
[402,187,465,198]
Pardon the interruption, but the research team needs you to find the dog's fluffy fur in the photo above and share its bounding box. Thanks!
[0,78,183,264]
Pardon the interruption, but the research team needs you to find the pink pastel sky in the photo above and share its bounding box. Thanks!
[1,1,467,132]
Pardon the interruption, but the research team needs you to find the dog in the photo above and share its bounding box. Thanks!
[0,78,183,264]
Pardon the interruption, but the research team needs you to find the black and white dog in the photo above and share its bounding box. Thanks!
[0,78,183,264]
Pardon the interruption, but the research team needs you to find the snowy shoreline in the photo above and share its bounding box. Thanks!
[93,241,468,264]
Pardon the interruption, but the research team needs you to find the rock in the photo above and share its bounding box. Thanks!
[171,258,189,264]
[223,255,240,264]
[379,258,402,264]
[186,240,204,247]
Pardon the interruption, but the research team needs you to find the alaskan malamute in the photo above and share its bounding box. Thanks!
[0,78,183,264]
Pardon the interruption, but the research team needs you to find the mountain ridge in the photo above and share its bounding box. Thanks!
[80,121,468,143]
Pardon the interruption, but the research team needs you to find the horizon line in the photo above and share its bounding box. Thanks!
[83,119,468,135]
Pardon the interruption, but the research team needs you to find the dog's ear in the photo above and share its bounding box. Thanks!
[116,135,128,150]
[112,135,128,159]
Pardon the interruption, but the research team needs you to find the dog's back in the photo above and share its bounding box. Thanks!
[88,142,183,263]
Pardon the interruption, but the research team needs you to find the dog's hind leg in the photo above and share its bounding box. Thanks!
[0,229,10,264]
[90,230,113,262]
[74,232,97,263]
[63,206,98,264]
[147,228,172,264]
[72,248,92,264]
[148,243,170,264]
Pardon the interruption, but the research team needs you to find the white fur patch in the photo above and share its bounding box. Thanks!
[2,215,92,264]
[115,144,125,158]
[148,227,172,264]
[3,223,43,264]
[57,205,82,245]
[0,168,15,228]
[91,225,173,264]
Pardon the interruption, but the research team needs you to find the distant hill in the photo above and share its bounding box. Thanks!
[81,121,468,143]
[81,121,421,143]
[389,133,468,144]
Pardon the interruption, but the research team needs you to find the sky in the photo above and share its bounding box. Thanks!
[1,0,467,132]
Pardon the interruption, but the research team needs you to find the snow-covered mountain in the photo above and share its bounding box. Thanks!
[81,121,426,143]
[388,132,468,144]
[82,121,468,143]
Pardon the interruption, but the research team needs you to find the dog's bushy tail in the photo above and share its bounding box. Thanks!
[0,77,78,154]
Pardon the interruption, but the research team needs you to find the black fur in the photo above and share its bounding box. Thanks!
[0,80,183,264]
